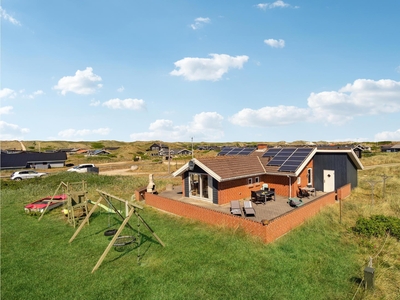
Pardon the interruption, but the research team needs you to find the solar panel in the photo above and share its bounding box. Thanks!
[237,147,256,155]
[217,147,233,156]
[267,148,296,166]
[262,148,281,157]
[278,148,313,172]
[227,148,242,154]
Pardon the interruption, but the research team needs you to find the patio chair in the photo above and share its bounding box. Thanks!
[230,200,242,216]
[243,200,256,217]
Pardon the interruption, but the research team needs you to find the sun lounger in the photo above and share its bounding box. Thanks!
[230,200,242,216]
[243,200,256,216]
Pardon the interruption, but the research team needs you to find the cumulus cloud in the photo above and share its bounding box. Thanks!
[229,79,400,128]
[0,120,29,140]
[191,17,211,30]
[117,86,124,92]
[53,67,102,95]
[396,66,400,73]
[102,98,146,110]
[230,106,310,127]
[0,88,17,99]
[308,79,400,124]
[130,112,224,141]
[264,39,285,48]
[0,6,21,26]
[0,106,13,115]
[374,129,400,141]
[58,128,111,139]
[170,54,249,81]
[256,1,297,10]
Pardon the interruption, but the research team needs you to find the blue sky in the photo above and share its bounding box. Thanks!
[1,0,400,143]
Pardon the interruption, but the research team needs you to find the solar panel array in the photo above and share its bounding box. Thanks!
[263,147,313,173]
[217,147,256,156]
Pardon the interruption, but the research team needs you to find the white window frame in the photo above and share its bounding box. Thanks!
[307,168,313,186]
[247,178,253,185]
[297,177,301,185]
[255,177,260,183]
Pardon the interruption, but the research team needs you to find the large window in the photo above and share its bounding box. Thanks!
[189,173,209,200]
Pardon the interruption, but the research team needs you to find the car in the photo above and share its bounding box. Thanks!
[10,170,47,181]
[67,163,96,173]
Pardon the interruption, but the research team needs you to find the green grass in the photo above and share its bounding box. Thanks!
[1,162,399,299]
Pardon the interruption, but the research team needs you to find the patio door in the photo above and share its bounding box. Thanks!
[189,173,211,202]
[323,170,335,192]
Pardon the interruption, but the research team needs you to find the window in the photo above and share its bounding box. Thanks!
[248,178,253,185]
[297,177,301,185]
[307,168,312,186]
[255,177,260,183]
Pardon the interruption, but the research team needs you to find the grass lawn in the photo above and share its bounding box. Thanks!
[1,165,399,299]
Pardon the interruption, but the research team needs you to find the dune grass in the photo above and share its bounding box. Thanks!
[1,157,399,299]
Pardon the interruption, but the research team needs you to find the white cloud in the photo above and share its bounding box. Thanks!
[264,39,285,48]
[28,90,44,99]
[308,79,400,124]
[90,99,101,107]
[130,112,224,141]
[191,17,211,30]
[0,6,21,26]
[229,78,400,128]
[256,1,297,10]
[0,106,13,115]
[170,54,249,81]
[396,66,400,73]
[230,106,310,127]
[0,120,29,140]
[102,98,146,110]
[53,67,102,95]
[117,86,124,92]
[58,128,111,139]
[374,129,400,141]
[0,88,17,99]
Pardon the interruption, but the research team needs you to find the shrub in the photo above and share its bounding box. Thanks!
[353,215,400,239]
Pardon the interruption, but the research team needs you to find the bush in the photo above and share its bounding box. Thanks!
[353,215,400,239]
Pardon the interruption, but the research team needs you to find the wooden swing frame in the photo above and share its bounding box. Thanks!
[69,189,165,273]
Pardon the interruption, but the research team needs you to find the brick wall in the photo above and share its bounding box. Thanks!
[144,189,337,243]
[337,183,351,200]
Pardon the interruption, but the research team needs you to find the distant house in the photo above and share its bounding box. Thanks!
[172,147,363,205]
[158,148,192,159]
[148,143,169,152]
[0,151,67,170]
[381,144,400,152]
[86,149,111,156]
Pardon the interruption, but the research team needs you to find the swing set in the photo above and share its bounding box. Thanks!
[69,189,165,273]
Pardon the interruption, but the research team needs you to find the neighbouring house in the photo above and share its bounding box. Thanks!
[381,144,400,152]
[172,147,363,205]
[147,143,169,152]
[0,150,67,170]
[85,149,111,156]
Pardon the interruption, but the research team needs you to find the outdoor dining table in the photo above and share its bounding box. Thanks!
[254,190,276,204]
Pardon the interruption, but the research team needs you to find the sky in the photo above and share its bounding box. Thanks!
[1,0,400,143]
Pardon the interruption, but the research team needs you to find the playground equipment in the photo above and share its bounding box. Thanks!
[69,189,165,273]
[38,181,68,220]
[38,181,89,227]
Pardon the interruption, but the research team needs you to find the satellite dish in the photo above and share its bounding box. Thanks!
[188,160,195,170]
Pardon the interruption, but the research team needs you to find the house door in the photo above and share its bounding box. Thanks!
[189,173,212,202]
[323,170,335,192]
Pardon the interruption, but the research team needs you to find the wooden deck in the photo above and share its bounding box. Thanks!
[158,185,326,223]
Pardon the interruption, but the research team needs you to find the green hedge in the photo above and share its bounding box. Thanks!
[354,215,400,239]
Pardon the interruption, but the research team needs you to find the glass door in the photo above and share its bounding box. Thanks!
[189,173,210,200]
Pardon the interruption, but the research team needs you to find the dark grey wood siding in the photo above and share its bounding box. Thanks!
[182,166,218,203]
[313,153,358,191]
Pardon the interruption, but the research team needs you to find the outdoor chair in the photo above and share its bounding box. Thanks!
[243,200,256,217]
[230,200,242,216]
[297,186,310,198]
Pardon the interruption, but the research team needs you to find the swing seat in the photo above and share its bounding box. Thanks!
[104,229,117,236]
